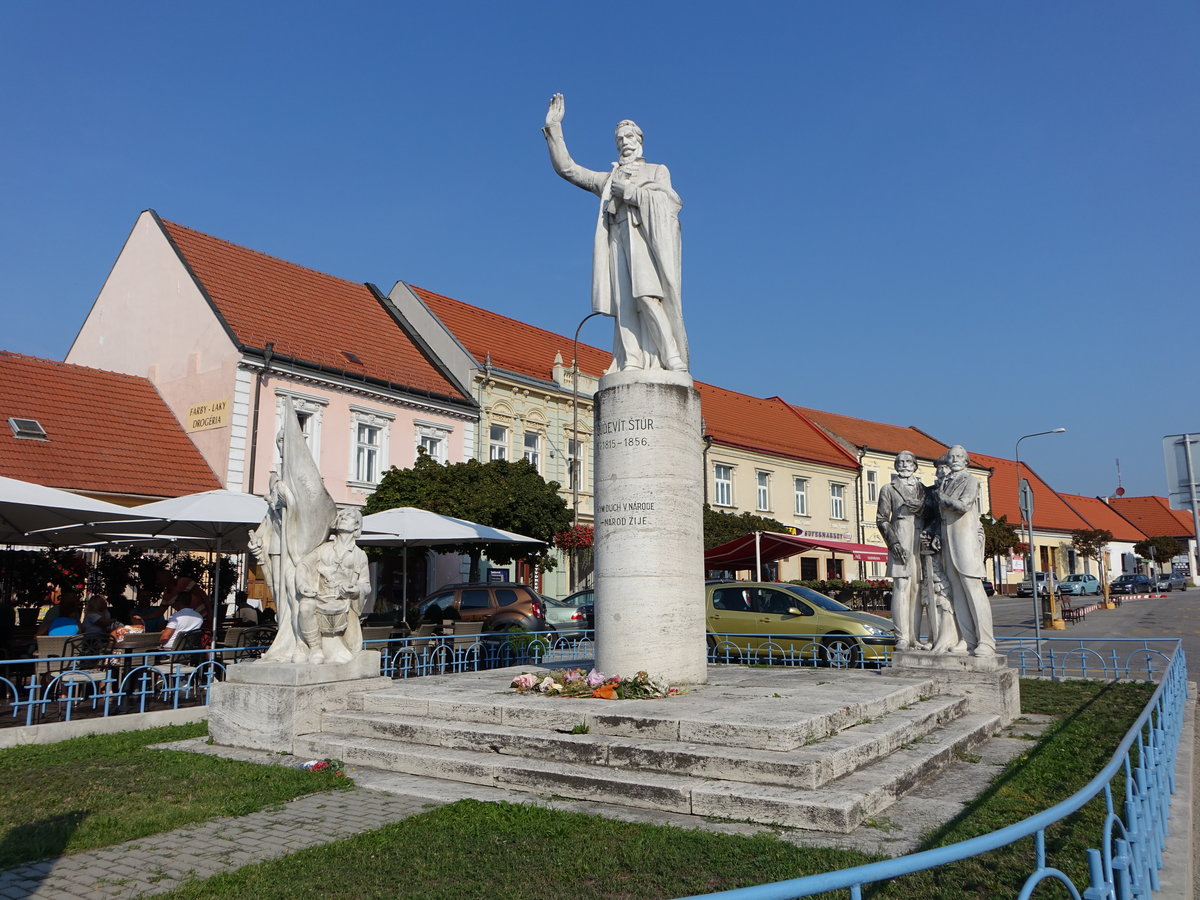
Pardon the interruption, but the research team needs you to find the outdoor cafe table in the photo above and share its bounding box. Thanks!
[113,631,162,678]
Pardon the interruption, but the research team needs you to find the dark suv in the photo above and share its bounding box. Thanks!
[417,582,547,631]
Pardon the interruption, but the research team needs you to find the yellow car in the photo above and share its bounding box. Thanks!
[706,581,898,666]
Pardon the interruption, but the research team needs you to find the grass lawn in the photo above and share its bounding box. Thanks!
[153,679,1153,900]
[0,723,349,868]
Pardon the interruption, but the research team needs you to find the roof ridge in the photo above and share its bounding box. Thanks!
[769,397,861,467]
[409,283,610,359]
[160,218,364,290]
[0,350,150,386]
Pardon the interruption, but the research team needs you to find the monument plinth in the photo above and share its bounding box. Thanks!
[593,371,706,683]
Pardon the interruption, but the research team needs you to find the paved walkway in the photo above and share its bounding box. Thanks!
[0,785,431,899]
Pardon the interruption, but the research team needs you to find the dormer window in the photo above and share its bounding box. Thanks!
[8,418,47,440]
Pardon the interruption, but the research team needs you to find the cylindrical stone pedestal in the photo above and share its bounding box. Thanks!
[592,371,707,684]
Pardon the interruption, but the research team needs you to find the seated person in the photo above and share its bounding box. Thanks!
[159,603,205,650]
[38,597,83,636]
[82,595,120,635]
[232,592,259,625]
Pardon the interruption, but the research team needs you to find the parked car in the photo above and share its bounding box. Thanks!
[559,589,594,608]
[416,582,547,631]
[706,582,897,665]
[983,580,995,597]
[1057,573,1101,596]
[1156,572,1188,592]
[1016,572,1058,597]
[1109,574,1156,595]
[541,596,590,635]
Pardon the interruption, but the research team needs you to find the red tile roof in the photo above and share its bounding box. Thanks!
[1058,494,1147,542]
[0,352,220,499]
[790,405,950,461]
[1110,496,1195,539]
[696,387,859,470]
[158,218,468,403]
[971,451,1090,533]
[409,284,613,382]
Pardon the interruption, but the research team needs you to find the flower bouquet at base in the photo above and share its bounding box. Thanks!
[510,668,680,700]
[299,758,346,776]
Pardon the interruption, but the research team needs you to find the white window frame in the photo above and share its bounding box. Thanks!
[414,418,452,465]
[714,464,733,507]
[568,436,585,492]
[830,482,846,520]
[489,423,509,461]
[523,430,541,472]
[756,471,770,512]
[274,390,328,467]
[866,469,878,503]
[794,477,809,516]
[347,405,395,488]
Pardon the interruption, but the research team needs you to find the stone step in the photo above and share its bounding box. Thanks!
[349,670,941,751]
[320,693,971,790]
[295,712,998,833]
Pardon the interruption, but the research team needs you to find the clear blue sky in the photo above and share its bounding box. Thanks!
[1,2,1196,500]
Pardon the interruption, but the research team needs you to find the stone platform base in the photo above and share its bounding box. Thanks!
[209,651,389,753]
[889,650,1019,725]
[292,665,1003,833]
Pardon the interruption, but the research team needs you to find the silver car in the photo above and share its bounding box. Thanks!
[1156,572,1188,592]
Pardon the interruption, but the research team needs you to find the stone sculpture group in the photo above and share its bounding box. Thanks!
[877,445,995,657]
[246,398,370,666]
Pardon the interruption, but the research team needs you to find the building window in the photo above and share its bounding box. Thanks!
[756,472,770,511]
[800,557,819,580]
[830,483,846,520]
[274,391,327,467]
[568,438,584,491]
[355,423,380,483]
[714,464,733,507]
[827,558,844,580]
[523,431,541,471]
[866,469,878,503]
[419,434,443,461]
[489,424,508,460]
[794,478,808,516]
[414,418,451,465]
[348,406,396,487]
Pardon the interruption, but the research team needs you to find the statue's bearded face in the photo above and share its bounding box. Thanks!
[615,124,643,160]
[895,453,917,477]
[948,448,968,472]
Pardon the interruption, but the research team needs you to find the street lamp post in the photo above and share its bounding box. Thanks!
[1015,427,1066,668]
[569,312,604,591]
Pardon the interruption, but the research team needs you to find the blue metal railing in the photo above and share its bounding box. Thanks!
[0,647,230,727]
[675,639,1188,900]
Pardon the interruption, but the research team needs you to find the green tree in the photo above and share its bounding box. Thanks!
[1134,536,1183,567]
[982,514,1022,564]
[703,505,786,550]
[1071,528,1113,573]
[365,452,571,580]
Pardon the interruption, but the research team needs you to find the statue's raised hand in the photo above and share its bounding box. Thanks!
[545,93,565,128]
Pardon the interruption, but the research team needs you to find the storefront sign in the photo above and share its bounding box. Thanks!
[186,398,230,432]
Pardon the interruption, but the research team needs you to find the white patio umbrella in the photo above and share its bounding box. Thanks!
[0,475,151,545]
[358,507,544,625]
[99,490,269,644]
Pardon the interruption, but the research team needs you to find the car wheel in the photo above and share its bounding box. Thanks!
[821,635,863,669]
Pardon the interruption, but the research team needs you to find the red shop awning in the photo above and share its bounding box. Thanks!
[704,531,889,571]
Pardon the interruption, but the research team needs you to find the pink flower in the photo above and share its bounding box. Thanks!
[586,669,608,687]
[511,673,539,691]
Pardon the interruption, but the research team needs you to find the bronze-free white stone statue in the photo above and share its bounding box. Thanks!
[543,93,689,374]
[876,451,925,650]
[937,445,996,657]
[296,507,370,665]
